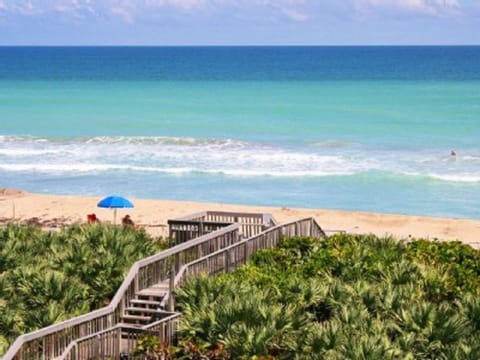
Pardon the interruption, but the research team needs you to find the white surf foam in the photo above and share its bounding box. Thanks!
[0,134,478,183]
[426,173,480,183]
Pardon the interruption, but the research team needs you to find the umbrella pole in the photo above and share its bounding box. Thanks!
[114,208,117,225]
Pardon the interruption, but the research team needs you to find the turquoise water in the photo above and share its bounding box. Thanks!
[0,47,479,219]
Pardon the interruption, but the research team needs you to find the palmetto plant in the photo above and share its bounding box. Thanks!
[300,320,344,359]
[175,233,480,359]
[462,293,480,333]
[2,222,479,359]
[176,276,309,359]
[0,223,167,352]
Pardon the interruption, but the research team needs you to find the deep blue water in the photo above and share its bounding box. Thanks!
[1,46,480,81]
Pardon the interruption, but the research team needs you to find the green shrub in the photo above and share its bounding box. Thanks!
[175,233,480,359]
[0,223,167,351]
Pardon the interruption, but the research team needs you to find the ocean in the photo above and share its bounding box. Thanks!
[0,46,479,219]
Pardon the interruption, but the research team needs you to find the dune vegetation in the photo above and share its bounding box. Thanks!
[170,234,480,359]
[2,223,480,359]
[0,223,167,354]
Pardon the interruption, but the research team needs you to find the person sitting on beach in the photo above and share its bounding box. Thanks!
[87,213,100,224]
[122,214,135,227]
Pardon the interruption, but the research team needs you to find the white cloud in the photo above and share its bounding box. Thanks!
[106,0,211,23]
[101,0,313,23]
[354,0,461,17]
[145,0,209,11]
[0,0,468,23]
[143,0,311,19]
[262,0,310,22]
[110,5,134,23]
[52,0,100,24]
[55,0,96,15]
[9,1,43,16]
[281,8,309,21]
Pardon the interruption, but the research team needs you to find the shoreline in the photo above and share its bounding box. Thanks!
[1,188,479,247]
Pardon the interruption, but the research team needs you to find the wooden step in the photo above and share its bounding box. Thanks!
[122,314,152,323]
[125,307,162,314]
[130,299,161,306]
[136,288,167,298]
[150,284,170,290]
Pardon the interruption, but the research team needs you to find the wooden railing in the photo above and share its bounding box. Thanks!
[169,211,277,244]
[169,217,326,302]
[59,313,181,360]
[3,212,271,360]
[2,212,323,360]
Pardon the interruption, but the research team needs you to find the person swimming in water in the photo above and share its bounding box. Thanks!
[450,150,457,157]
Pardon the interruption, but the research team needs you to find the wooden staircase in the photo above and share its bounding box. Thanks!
[3,213,326,360]
[121,280,172,326]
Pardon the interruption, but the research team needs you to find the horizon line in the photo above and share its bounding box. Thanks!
[1,44,479,47]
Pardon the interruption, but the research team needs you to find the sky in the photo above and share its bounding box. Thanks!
[0,0,479,45]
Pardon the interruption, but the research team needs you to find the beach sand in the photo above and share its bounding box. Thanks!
[1,188,479,247]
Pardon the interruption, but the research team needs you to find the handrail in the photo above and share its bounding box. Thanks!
[168,211,277,243]
[170,211,208,221]
[142,313,182,330]
[204,211,277,228]
[188,217,324,267]
[59,324,127,360]
[134,223,239,268]
[2,211,307,360]
[59,313,181,360]
[59,324,124,360]
[3,216,245,359]
[169,211,275,223]
[163,217,326,306]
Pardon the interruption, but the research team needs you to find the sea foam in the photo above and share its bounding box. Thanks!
[1,135,478,183]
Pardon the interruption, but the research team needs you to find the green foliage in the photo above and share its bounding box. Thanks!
[0,336,8,356]
[176,276,306,359]
[0,223,168,352]
[407,239,480,292]
[133,334,175,359]
[175,234,480,359]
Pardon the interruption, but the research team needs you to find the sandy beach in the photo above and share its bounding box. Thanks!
[0,188,479,248]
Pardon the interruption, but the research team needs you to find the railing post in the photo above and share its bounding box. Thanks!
[168,263,175,312]
[175,253,180,272]
[117,327,122,360]
[244,241,248,263]
[134,272,139,293]
[95,334,100,359]
[234,216,239,237]
[168,225,174,247]
[225,249,229,273]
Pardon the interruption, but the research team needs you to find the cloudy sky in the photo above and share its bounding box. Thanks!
[0,0,479,45]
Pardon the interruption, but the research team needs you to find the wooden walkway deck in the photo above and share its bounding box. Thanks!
[2,211,326,360]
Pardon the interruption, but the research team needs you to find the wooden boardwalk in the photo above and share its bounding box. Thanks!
[2,211,326,360]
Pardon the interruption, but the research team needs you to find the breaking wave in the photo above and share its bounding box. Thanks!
[0,135,479,183]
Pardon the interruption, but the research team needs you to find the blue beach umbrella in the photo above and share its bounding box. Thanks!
[97,195,134,225]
